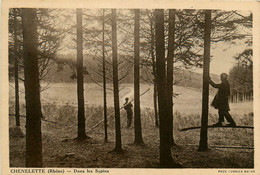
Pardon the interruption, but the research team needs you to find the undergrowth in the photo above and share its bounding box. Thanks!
[9,101,254,168]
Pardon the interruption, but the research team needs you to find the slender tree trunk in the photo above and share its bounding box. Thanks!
[199,10,211,151]
[14,8,20,127]
[112,9,122,152]
[150,13,159,127]
[155,9,179,168]
[39,85,43,119]
[133,9,144,145]
[102,9,108,142]
[22,8,43,167]
[153,78,158,127]
[167,9,176,146]
[76,9,87,139]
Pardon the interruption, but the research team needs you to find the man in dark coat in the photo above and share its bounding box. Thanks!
[123,97,133,128]
[209,73,236,127]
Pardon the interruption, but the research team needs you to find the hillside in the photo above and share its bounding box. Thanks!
[33,54,220,90]
[9,53,220,90]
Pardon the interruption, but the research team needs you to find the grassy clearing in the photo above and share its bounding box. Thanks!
[9,83,253,115]
[8,83,254,168]
[9,99,254,168]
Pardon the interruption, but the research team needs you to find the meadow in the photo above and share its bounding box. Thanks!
[9,83,254,168]
[9,82,253,115]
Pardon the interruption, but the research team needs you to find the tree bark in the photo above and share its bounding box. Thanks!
[76,9,87,139]
[39,85,43,119]
[167,9,176,146]
[199,10,211,151]
[133,9,144,145]
[153,76,159,127]
[22,8,43,167]
[112,9,123,152]
[150,13,159,127]
[155,9,178,168]
[102,9,108,142]
[14,8,20,127]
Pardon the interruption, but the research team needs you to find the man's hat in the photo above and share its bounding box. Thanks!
[221,73,228,80]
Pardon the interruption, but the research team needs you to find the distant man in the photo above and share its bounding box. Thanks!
[209,73,236,127]
[123,97,133,128]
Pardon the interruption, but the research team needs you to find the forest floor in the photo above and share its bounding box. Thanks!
[8,83,254,168]
[9,103,254,168]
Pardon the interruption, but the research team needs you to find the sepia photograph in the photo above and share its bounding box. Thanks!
[1,0,260,174]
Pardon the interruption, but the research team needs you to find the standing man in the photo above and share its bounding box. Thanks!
[124,97,133,128]
[210,73,236,127]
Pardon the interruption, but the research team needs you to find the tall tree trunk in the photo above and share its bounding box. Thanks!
[14,8,20,127]
[150,14,159,127]
[155,9,179,168]
[153,75,158,127]
[22,8,43,167]
[76,9,87,139]
[133,9,144,145]
[102,9,108,142]
[112,9,122,152]
[167,9,176,146]
[39,85,43,119]
[199,10,211,151]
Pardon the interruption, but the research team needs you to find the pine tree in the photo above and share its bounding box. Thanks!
[167,9,176,146]
[76,8,87,140]
[112,9,123,152]
[133,9,144,145]
[102,9,108,142]
[154,9,180,168]
[13,8,20,127]
[199,10,212,151]
[22,8,43,167]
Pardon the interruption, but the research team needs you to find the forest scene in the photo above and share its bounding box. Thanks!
[8,8,253,168]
